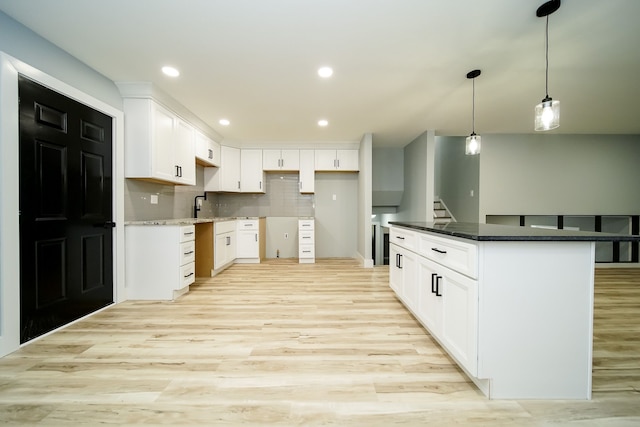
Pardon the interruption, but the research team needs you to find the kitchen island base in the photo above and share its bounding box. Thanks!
[390,223,596,400]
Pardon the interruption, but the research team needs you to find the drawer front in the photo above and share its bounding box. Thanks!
[215,220,236,235]
[419,233,478,278]
[390,227,417,251]
[180,240,196,265]
[236,219,258,231]
[299,244,315,259]
[299,230,314,244]
[179,262,195,289]
[179,225,196,243]
[299,219,314,231]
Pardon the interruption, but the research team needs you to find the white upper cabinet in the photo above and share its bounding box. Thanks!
[123,98,196,185]
[299,149,315,193]
[314,149,359,171]
[263,149,300,171]
[240,149,265,193]
[204,146,241,192]
[195,131,220,167]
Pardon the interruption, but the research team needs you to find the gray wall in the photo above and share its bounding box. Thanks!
[435,136,479,222]
[315,173,358,258]
[357,134,373,266]
[397,130,430,222]
[0,11,122,110]
[479,134,640,219]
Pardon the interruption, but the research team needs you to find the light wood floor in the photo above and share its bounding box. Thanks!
[0,260,639,426]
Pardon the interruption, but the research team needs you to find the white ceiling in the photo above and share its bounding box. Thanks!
[1,0,639,147]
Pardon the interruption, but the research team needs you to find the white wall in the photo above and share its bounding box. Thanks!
[479,134,640,220]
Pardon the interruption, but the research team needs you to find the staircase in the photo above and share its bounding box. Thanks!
[434,200,455,225]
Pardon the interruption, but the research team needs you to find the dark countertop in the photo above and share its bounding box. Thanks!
[389,221,640,242]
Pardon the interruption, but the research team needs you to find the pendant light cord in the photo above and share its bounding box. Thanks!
[545,15,550,98]
[472,77,476,133]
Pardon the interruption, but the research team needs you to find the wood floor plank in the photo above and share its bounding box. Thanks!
[0,260,638,425]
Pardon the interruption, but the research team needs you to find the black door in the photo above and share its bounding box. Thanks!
[19,75,114,343]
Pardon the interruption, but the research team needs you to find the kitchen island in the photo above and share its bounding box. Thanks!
[388,221,639,400]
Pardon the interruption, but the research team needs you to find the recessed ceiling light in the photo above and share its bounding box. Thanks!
[161,66,180,77]
[317,67,333,78]
[219,119,230,126]
[318,119,329,127]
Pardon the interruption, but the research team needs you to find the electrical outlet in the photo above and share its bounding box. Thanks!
[150,194,158,204]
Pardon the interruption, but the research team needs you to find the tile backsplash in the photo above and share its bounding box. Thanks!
[125,169,313,221]
[217,173,314,217]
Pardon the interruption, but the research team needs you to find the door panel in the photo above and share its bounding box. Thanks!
[19,75,114,343]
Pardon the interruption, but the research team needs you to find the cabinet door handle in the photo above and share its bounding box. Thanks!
[396,236,405,240]
[398,253,403,269]
[431,247,447,254]
[431,273,438,294]
[226,236,230,245]
[435,275,442,297]
[259,181,262,189]
[255,233,258,242]
[237,181,241,190]
[208,149,213,159]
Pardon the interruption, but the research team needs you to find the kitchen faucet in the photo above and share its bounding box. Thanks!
[193,193,207,218]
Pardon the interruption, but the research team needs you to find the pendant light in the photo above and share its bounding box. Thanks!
[465,69,481,156]
[534,0,561,131]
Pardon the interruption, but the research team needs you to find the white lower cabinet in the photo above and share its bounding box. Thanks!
[390,225,595,400]
[298,219,315,263]
[125,224,195,300]
[236,219,260,263]
[417,255,477,376]
[214,220,236,271]
[390,227,478,376]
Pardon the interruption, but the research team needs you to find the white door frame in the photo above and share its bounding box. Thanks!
[0,52,125,357]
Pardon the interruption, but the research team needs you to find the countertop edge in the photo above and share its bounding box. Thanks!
[389,221,640,242]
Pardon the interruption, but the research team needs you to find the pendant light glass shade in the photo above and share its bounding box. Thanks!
[535,97,560,131]
[535,0,561,131]
[465,69,481,156]
[465,133,481,155]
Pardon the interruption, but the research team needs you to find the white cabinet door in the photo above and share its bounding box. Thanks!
[336,149,359,171]
[279,149,300,171]
[299,149,315,193]
[240,149,265,193]
[390,244,417,310]
[151,102,178,182]
[237,230,259,258]
[314,150,338,171]
[314,149,359,171]
[417,256,442,336]
[174,118,196,185]
[204,146,241,192]
[262,150,282,170]
[440,266,478,376]
[214,231,236,269]
[123,98,197,185]
[195,131,220,167]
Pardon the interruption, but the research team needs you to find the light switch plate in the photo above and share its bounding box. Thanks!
[150,194,158,204]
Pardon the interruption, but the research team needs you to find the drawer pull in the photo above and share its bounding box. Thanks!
[302,250,311,253]
[184,272,194,278]
[183,231,194,236]
[183,251,194,255]
[435,275,442,297]
[431,247,447,254]
[396,236,405,240]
